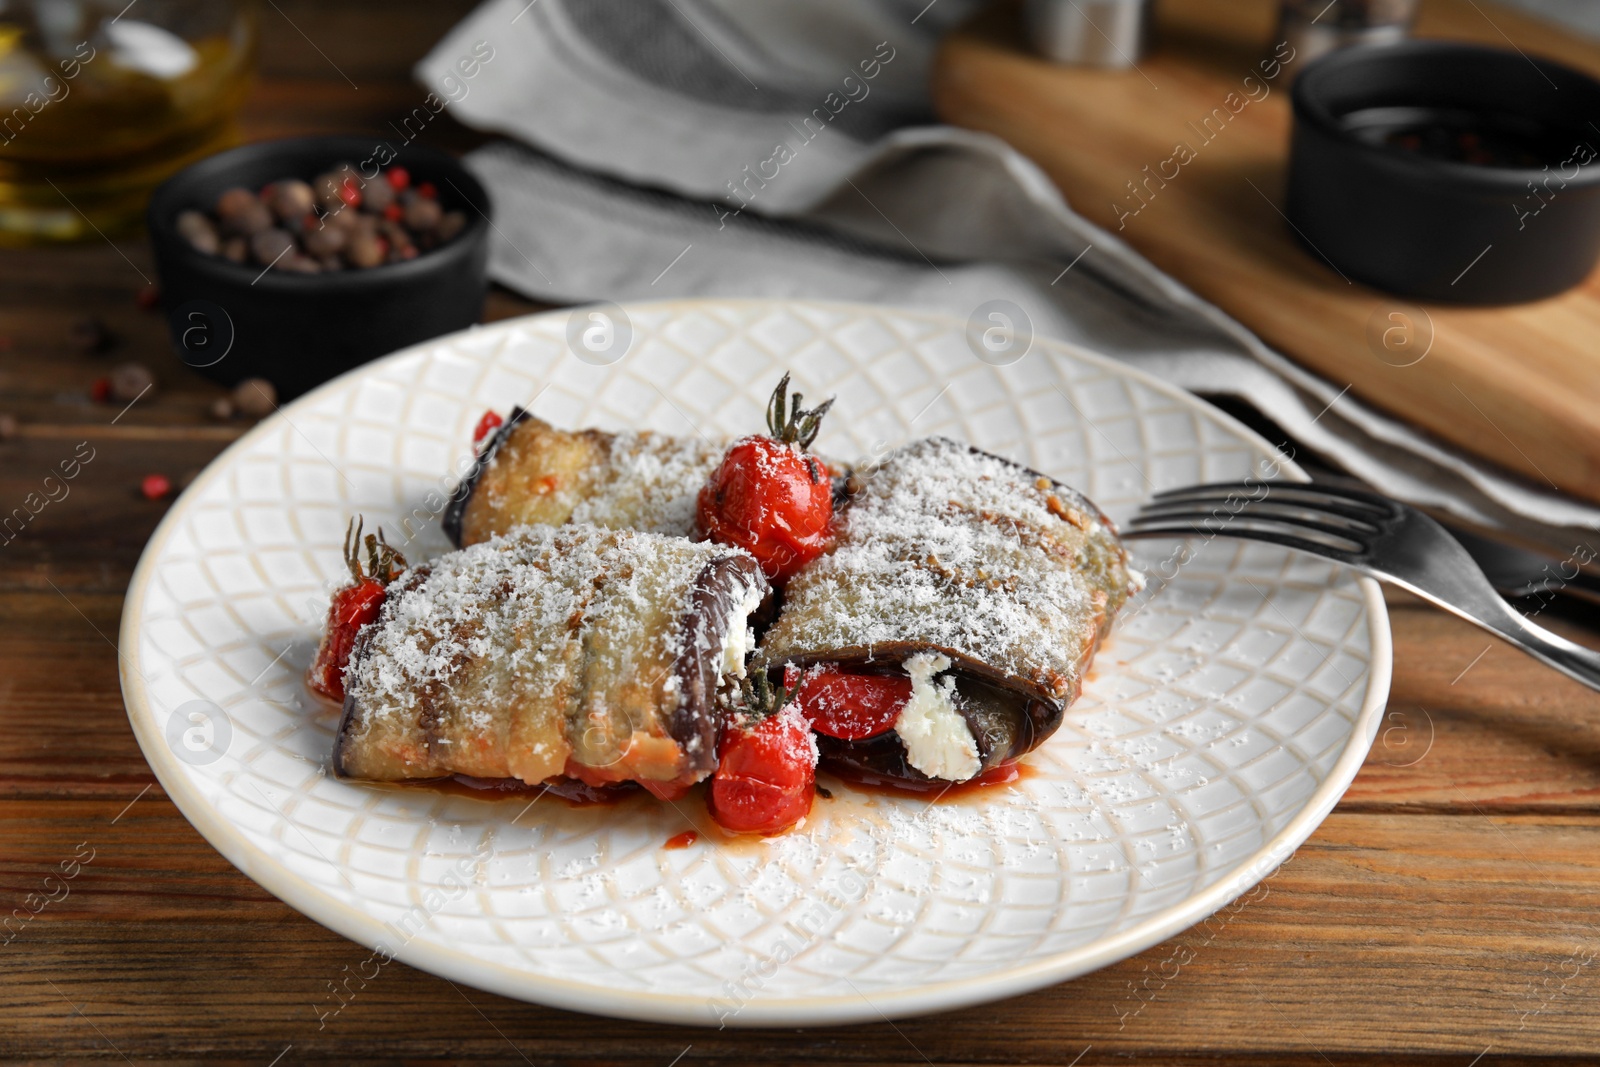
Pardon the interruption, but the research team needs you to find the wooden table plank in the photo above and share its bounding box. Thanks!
[932,0,1600,502]
[2,0,1599,1061]
[4,810,1600,1060]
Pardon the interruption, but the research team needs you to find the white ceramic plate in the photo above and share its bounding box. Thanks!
[121,299,1389,1027]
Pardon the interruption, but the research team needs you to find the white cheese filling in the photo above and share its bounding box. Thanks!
[718,578,766,681]
[894,652,981,782]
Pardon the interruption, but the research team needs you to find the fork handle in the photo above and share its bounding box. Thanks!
[1459,596,1600,693]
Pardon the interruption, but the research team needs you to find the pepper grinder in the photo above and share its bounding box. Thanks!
[1274,0,1421,68]
[1023,0,1154,69]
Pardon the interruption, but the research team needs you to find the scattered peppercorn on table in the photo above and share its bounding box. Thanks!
[2,0,1600,1063]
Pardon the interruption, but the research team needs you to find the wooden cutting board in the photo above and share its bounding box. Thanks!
[932,0,1600,504]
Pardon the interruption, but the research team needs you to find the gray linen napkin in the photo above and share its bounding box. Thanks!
[416,0,1600,551]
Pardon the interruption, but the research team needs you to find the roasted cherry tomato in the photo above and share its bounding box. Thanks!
[307,519,406,703]
[791,665,912,740]
[696,373,834,583]
[385,166,411,192]
[708,706,815,835]
[472,409,504,447]
[307,579,386,702]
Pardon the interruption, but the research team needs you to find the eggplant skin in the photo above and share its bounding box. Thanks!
[442,405,532,547]
[669,552,769,773]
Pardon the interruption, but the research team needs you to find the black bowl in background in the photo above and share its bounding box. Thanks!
[148,136,491,399]
[1288,41,1600,304]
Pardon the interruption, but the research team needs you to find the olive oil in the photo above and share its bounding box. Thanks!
[0,3,256,244]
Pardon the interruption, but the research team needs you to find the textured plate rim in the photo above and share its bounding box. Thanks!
[119,298,1392,1028]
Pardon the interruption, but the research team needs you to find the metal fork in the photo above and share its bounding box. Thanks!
[1123,481,1600,693]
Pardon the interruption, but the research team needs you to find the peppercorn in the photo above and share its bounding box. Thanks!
[313,172,347,212]
[302,224,347,259]
[69,316,113,355]
[251,228,297,267]
[267,179,316,222]
[110,361,155,403]
[176,209,220,255]
[182,162,468,273]
[346,231,387,269]
[233,377,277,417]
[436,211,466,242]
[362,177,395,213]
[324,204,358,231]
[215,187,255,220]
[403,195,442,232]
[215,187,273,236]
[140,473,171,501]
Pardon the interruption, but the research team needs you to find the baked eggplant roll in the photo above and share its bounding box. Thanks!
[443,407,725,547]
[756,437,1139,786]
[334,524,768,797]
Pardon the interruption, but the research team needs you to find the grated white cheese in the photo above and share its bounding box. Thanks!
[719,576,766,680]
[894,652,980,782]
[570,431,725,537]
[757,437,1137,703]
[338,524,760,783]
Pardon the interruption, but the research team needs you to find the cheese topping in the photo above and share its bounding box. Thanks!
[719,577,766,680]
[894,652,980,782]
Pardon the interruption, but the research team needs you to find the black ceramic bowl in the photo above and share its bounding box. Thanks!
[1288,41,1600,304]
[148,136,491,398]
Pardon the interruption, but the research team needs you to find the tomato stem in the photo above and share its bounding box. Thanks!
[739,669,789,723]
[342,516,408,587]
[764,371,835,449]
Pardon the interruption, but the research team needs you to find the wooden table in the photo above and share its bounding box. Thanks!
[3,2,1600,1063]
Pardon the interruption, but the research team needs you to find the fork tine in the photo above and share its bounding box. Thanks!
[1151,480,1393,516]
[1128,511,1366,551]
[1122,518,1367,561]
[1136,498,1382,534]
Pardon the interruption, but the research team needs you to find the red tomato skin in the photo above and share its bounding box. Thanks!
[385,166,411,191]
[792,666,913,740]
[708,710,815,835]
[472,409,503,446]
[696,437,833,582]
[307,579,387,702]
